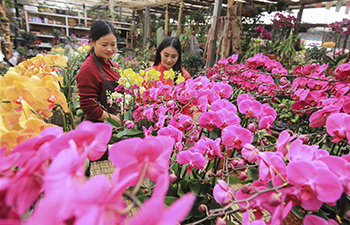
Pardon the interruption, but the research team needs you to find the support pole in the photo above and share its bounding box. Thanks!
[177,0,184,36]
[146,7,151,49]
[143,6,150,48]
[294,1,305,35]
[208,0,222,67]
[108,0,114,18]
[165,4,169,37]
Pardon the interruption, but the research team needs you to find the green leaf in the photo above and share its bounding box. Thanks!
[291,205,305,219]
[291,113,300,123]
[116,128,143,139]
[248,167,259,181]
[164,196,178,206]
[136,194,149,203]
[188,179,201,194]
[104,117,122,128]
[167,184,178,196]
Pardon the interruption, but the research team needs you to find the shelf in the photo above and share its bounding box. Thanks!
[37,43,52,48]
[29,22,66,28]
[25,8,131,50]
[69,26,90,31]
[36,34,67,39]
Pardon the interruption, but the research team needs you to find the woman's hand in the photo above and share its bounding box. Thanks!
[98,111,121,125]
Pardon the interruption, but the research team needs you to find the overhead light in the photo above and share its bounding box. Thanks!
[290,0,300,2]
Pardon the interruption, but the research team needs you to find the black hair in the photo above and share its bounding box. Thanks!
[85,20,117,59]
[154,36,182,73]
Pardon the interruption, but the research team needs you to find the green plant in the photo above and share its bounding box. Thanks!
[20,31,37,48]
[182,52,204,75]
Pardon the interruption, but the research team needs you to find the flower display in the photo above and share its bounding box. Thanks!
[0,54,68,154]
[1,51,349,224]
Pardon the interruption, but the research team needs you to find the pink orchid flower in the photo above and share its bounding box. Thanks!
[318,156,350,195]
[142,107,155,121]
[211,99,237,113]
[309,105,340,127]
[222,125,253,149]
[169,114,194,132]
[213,180,235,205]
[227,54,238,64]
[142,126,153,137]
[287,161,343,206]
[238,99,262,118]
[257,152,286,185]
[109,136,174,184]
[303,214,338,225]
[258,115,275,130]
[158,125,183,143]
[177,150,207,173]
[195,137,222,159]
[127,173,195,225]
[326,113,350,143]
[242,211,267,225]
[275,130,296,156]
[217,109,241,128]
[242,143,259,163]
[333,61,350,81]
[49,121,112,161]
[212,82,233,98]
[198,111,224,131]
[237,93,255,106]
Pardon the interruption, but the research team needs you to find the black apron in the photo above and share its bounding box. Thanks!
[85,53,119,122]
[86,53,119,162]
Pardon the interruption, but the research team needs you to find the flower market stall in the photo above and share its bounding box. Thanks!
[1,0,350,225]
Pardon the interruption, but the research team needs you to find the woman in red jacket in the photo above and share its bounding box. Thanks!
[77,20,121,124]
[146,36,191,86]
[77,20,121,162]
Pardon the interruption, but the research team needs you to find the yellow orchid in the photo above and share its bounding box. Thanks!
[4,80,36,108]
[164,69,175,80]
[0,54,68,153]
[322,42,335,48]
[144,68,160,82]
[175,73,185,85]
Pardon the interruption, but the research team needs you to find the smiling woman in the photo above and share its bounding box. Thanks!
[145,36,191,86]
[76,20,121,161]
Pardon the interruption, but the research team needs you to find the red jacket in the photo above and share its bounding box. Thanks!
[77,55,119,120]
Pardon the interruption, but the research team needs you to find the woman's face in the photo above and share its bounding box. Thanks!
[91,33,117,62]
[160,46,179,70]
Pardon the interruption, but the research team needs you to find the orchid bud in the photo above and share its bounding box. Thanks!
[124,120,135,129]
[297,135,308,144]
[247,123,256,132]
[263,139,269,145]
[278,103,286,109]
[268,193,281,207]
[239,171,248,181]
[169,173,177,184]
[144,189,149,194]
[216,217,226,225]
[239,206,247,213]
[166,100,175,108]
[198,204,207,212]
[183,119,192,129]
[241,185,251,194]
[345,210,350,220]
[216,170,223,177]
